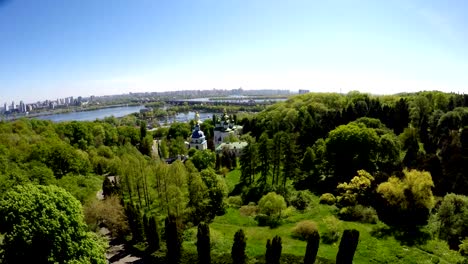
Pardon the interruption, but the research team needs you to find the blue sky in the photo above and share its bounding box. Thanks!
[0,0,467,103]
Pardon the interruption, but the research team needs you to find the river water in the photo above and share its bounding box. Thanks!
[34,106,215,123]
[35,106,146,122]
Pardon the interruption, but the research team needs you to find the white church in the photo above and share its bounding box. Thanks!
[188,112,208,150]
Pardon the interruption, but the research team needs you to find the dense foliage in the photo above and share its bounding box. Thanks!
[0,184,106,264]
[1,91,468,262]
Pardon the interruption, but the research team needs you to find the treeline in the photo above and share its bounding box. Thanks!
[235,91,468,249]
[238,91,468,195]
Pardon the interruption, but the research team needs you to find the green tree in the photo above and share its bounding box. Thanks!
[336,229,360,264]
[336,170,374,207]
[165,215,183,264]
[324,122,380,184]
[436,193,468,250]
[200,169,228,220]
[257,132,271,186]
[187,171,209,224]
[197,222,211,264]
[304,230,320,264]
[258,192,287,218]
[143,214,160,252]
[376,169,435,228]
[232,229,247,264]
[191,150,216,171]
[265,236,282,264]
[239,135,258,185]
[0,184,106,264]
[84,196,129,239]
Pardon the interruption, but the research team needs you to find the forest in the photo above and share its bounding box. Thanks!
[0,91,467,264]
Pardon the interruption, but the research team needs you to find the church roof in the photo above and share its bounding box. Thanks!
[192,130,205,138]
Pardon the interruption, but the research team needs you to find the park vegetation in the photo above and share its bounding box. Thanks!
[0,90,467,263]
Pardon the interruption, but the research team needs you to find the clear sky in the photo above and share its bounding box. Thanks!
[0,0,467,103]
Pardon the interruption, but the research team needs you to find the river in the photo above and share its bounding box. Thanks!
[34,106,215,123]
[35,106,146,122]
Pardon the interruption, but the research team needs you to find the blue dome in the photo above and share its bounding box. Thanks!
[192,130,204,138]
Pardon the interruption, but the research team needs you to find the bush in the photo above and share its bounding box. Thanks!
[321,216,342,244]
[239,204,259,217]
[338,205,379,224]
[258,192,287,217]
[226,196,243,208]
[255,214,281,228]
[319,193,336,205]
[290,190,314,210]
[292,220,319,240]
[460,238,468,256]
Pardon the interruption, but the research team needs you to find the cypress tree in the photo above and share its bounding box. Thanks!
[336,229,360,264]
[231,229,247,264]
[144,214,160,252]
[271,236,282,264]
[265,239,272,264]
[304,230,320,264]
[265,236,282,264]
[197,222,211,264]
[165,215,182,264]
[125,202,144,242]
[102,176,115,198]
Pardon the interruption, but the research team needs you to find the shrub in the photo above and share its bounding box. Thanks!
[319,193,336,205]
[290,190,314,210]
[226,196,243,208]
[258,192,287,217]
[292,220,319,240]
[239,204,259,217]
[322,216,342,244]
[460,238,468,256]
[338,205,379,224]
[255,214,282,228]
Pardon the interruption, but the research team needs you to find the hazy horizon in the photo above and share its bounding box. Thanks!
[1,0,467,103]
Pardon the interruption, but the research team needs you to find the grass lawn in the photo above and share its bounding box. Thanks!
[185,203,463,263]
[183,168,464,263]
[182,169,465,263]
[224,168,241,193]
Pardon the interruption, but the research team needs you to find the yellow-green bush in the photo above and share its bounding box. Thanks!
[321,216,342,244]
[292,220,319,240]
[319,193,336,205]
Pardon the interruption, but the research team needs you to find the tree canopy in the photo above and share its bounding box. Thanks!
[0,184,106,264]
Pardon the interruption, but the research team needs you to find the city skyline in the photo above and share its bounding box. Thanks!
[1,0,468,103]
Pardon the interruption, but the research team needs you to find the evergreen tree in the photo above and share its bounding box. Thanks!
[125,202,144,242]
[239,135,258,185]
[265,236,282,264]
[257,132,271,186]
[336,229,360,264]
[304,230,320,264]
[165,215,183,264]
[144,214,160,252]
[197,222,211,264]
[231,229,247,264]
[265,239,272,264]
[102,176,116,198]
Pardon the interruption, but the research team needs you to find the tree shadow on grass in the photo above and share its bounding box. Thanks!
[370,224,431,246]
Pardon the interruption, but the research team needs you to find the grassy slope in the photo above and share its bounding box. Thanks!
[183,169,464,263]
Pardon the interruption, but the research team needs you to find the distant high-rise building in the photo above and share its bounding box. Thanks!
[11,101,15,110]
[298,89,310,94]
[19,101,26,113]
[3,103,7,112]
